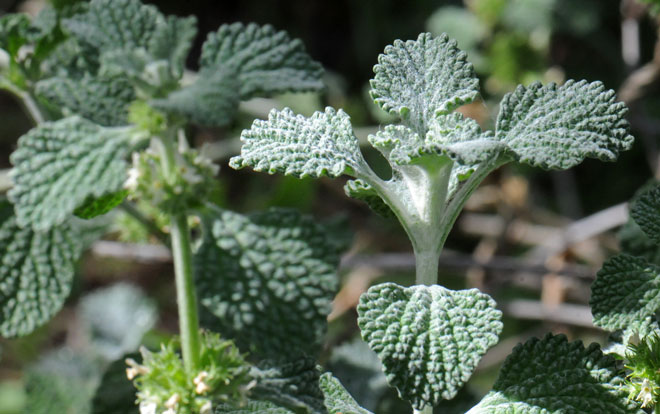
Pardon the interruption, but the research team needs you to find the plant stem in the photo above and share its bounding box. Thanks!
[414,247,441,286]
[156,131,201,374]
[119,202,170,245]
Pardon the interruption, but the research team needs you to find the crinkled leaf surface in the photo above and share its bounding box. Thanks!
[0,201,81,338]
[631,184,660,245]
[9,116,132,231]
[357,282,502,410]
[230,107,365,179]
[370,32,479,132]
[151,67,240,127]
[63,0,161,52]
[252,357,325,414]
[344,179,394,219]
[200,22,323,100]
[195,206,341,357]
[467,334,643,414]
[36,75,135,126]
[495,80,633,170]
[319,373,373,414]
[149,15,197,79]
[214,401,295,414]
[591,254,660,339]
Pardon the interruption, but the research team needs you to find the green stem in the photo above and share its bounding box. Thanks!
[156,131,201,374]
[119,202,170,246]
[414,247,441,286]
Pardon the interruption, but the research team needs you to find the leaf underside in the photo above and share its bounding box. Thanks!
[470,334,643,414]
[195,206,340,358]
[0,201,80,338]
[357,283,503,410]
[9,116,131,231]
[590,253,660,339]
[495,80,633,170]
[230,107,364,179]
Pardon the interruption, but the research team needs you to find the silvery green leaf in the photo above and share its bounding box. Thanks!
[344,179,394,219]
[151,67,240,127]
[357,282,502,410]
[319,373,373,414]
[214,401,295,414]
[200,22,323,100]
[0,200,81,338]
[36,75,135,126]
[79,283,157,361]
[9,116,132,231]
[590,254,660,340]
[495,80,633,170]
[230,107,366,179]
[251,357,325,414]
[63,0,161,52]
[631,184,660,245]
[149,15,197,79]
[194,206,341,358]
[370,32,479,132]
[467,334,643,414]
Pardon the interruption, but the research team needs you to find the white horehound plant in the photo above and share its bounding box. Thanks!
[231,32,646,414]
[0,0,366,413]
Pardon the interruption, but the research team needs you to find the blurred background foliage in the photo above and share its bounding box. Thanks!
[1,0,660,413]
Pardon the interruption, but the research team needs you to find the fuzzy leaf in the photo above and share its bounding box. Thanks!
[357,282,503,410]
[0,201,81,338]
[344,179,394,219]
[149,15,197,78]
[319,373,373,414]
[200,22,323,100]
[495,80,633,170]
[195,207,341,358]
[370,32,479,132]
[468,334,643,414]
[151,67,240,126]
[368,114,506,166]
[63,0,161,52]
[591,254,660,339]
[214,401,295,414]
[36,75,135,126]
[74,190,129,220]
[251,357,325,414]
[9,116,132,231]
[631,184,660,245]
[230,107,365,179]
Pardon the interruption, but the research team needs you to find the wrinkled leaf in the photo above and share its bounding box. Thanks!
[319,373,373,414]
[631,184,660,245]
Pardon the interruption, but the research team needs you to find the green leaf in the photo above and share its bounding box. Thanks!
[495,80,633,170]
[230,107,365,179]
[214,401,295,414]
[344,179,394,219]
[370,32,479,132]
[251,357,325,414]
[151,67,240,127]
[0,13,31,57]
[63,0,162,52]
[356,282,503,410]
[149,15,197,79]
[195,206,341,358]
[0,200,81,338]
[319,373,373,414]
[631,184,660,245]
[467,334,643,414]
[590,254,660,340]
[91,353,140,414]
[73,190,129,220]
[36,75,136,126]
[200,22,323,100]
[9,116,132,231]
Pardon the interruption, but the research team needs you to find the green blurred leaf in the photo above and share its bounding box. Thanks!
[74,190,129,220]
[91,353,140,414]
[631,184,660,246]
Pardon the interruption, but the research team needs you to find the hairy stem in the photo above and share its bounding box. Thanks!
[119,202,170,245]
[414,247,441,286]
[156,131,201,373]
